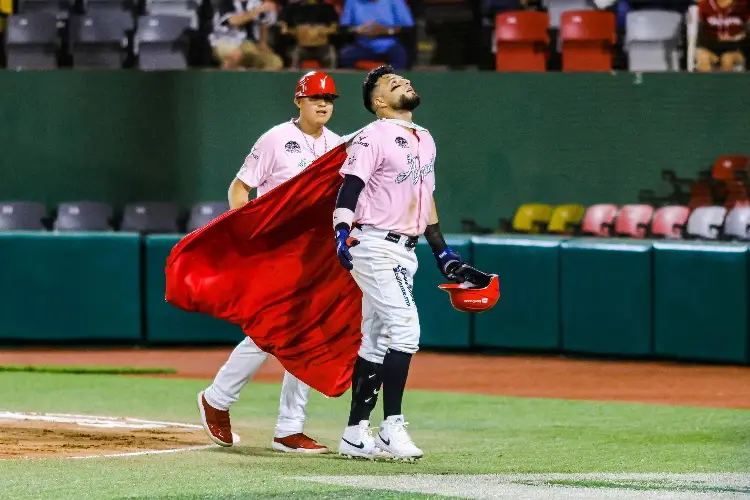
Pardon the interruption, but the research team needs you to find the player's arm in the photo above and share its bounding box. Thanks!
[228,178,252,209]
[232,134,275,208]
[424,196,466,281]
[333,132,380,270]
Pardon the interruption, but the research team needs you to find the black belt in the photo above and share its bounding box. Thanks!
[352,223,418,248]
[385,231,418,248]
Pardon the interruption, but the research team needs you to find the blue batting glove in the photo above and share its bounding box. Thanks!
[435,247,464,281]
[335,227,359,271]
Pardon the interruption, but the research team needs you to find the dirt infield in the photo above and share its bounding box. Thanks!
[2,348,749,409]
[0,412,213,459]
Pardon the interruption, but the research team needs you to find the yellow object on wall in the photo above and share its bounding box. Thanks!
[0,0,12,15]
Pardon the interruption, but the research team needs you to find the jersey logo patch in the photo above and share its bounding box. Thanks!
[285,141,301,154]
[395,137,408,148]
[352,135,369,148]
[395,153,434,185]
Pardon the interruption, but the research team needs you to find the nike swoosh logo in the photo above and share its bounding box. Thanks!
[342,438,365,449]
[368,374,376,379]
[379,433,390,446]
[365,397,372,403]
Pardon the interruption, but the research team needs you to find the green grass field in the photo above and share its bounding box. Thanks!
[1,372,749,499]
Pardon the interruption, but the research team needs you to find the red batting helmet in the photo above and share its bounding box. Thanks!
[295,71,338,99]
[438,269,500,313]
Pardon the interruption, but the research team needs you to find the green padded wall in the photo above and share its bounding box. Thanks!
[472,235,563,350]
[414,235,472,348]
[3,72,750,232]
[560,239,653,356]
[653,241,749,364]
[144,235,246,344]
[0,232,141,341]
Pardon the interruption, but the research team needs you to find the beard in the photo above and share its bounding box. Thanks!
[395,92,421,111]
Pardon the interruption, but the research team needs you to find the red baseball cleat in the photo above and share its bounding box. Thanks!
[197,391,233,447]
[272,433,329,454]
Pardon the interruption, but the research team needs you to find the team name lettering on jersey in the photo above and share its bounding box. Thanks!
[395,154,435,185]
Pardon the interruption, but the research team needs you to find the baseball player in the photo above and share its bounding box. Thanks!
[198,71,341,454]
[332,65,468,460]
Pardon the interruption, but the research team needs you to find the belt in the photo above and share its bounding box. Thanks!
[385,232,419,248]
[353,223,418,248]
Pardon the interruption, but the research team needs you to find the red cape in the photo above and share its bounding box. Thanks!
[165,143,362,397]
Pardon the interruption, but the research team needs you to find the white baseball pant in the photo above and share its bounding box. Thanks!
[349,225,421,363]
[202,336,310,438]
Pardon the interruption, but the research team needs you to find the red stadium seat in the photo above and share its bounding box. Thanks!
[495,11,550,72]
[650,206,689,239]
[614,204,654,238]
[560,10,616,72]
[711,155,749,181]
[581,204,618,236]
[355,60,385,70]
[300,60,322,69]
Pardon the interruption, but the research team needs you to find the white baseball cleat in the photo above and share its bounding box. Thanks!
[374,415,423,460]
[338,420,393,460]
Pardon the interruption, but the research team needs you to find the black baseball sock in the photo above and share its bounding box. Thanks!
[347,356,383,426]
[382,349,412,419]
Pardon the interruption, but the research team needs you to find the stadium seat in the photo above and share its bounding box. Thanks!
[711,155,749,182]
[547,204,584,234]
[186,201,229,232]
[300,60,321,69]
[81,0,133,13]
[134,14,191,69]
[650,205,689,239]
[723,206,750,241]
[625,10,681,71]
[0,201,47,230]
[143,0,199,28]
[5,12,59,70]
[501,204,553,233]
[54,201,113,231]
[580,204,617,236]
[543,0,593,29]
[560,10,615,72]
[685,206,726,240]
[69,12,132,69]
[614,204,654,238]
[16,0,61,13]
[121,202,180,233]
[494,11,549,72]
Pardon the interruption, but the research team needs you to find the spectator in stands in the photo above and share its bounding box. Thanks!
[696,0,750,72]
[280,0,340,69]
[210,0,284,70]
[338,0,414,69]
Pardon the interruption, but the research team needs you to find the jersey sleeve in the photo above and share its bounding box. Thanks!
[340,131,382,184]
[236,133,276,188]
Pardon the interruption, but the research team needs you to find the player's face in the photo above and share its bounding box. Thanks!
[375,74,421,112]
[297,95,335,127]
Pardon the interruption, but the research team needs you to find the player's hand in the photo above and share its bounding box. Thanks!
[434,247,465,282]
[335,228,360,271]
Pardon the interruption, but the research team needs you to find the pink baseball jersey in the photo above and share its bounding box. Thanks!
[237,120,341,198]
[340,119,436,237]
